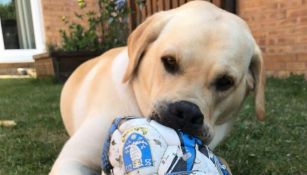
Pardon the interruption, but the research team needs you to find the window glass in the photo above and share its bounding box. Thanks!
[0,0,36,49]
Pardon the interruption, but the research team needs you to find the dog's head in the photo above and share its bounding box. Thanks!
[122,1,265,142]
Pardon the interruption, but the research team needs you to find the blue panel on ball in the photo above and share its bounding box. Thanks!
[123,132,153,173]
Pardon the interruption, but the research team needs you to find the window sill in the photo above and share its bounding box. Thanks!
[0,49,46,63]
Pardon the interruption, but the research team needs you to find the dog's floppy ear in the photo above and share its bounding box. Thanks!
[248,45,265,121]
[122,12,173,83]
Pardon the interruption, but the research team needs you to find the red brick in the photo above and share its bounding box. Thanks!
[264,57,287,71]
[278,18,298,26]
[297,36,307,44]
[290,44,307,52]
[0,63,34,75]
[267,10,287,20]
[239,0,307,77]
[264,54,296,62]
[276,37,296,45]
[277,0,304,9]
[276,71,290,78]
[299,16,307,23]
[297,54,307,61]
[292,26,307,34]
[267,38,276,45]
[286,62,306,71]
[41,0,99,45]
[287,8,307,18]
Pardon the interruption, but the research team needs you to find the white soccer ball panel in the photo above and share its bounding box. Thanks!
[118,118,149,132]
[158,145,183,175]
[109,129,122,168]
[109,119,168,175]
[192,150,220,174]
[106,118,230,175]
[149,120,181,146]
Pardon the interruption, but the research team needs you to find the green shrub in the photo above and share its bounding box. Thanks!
[53,0,129,52]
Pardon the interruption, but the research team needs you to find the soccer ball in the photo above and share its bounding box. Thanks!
[101,117,230,175]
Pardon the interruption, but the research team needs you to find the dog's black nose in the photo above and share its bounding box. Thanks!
[167,101,204,128]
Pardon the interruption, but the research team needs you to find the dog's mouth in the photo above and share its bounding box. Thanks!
[150,111,212,143]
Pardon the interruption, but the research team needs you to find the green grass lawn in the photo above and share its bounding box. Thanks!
[0,78,68,175]
[0,76,306,175]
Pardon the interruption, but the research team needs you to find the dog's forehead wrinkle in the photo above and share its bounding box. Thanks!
[158,13,253,61]
[201,51,250,81]
[213,64,240,79]
[158,31,252,74]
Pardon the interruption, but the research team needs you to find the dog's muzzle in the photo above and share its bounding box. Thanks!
[151,101,209,139]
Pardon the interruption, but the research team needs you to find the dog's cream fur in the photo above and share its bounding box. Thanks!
[50,1,265,174]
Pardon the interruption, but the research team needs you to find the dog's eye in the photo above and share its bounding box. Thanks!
[215,75,234,91]
[161,56,179,74]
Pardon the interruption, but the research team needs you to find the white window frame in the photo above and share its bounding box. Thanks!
[0,0,45,63]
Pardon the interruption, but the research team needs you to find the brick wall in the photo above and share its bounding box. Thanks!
[33,53,54,77]
[40,0,307,78]
[238,0,307,78]
[41,0,99,46]
[0,63,34,75]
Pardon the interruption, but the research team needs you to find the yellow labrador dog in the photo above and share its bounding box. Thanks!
[50,1,265,174]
